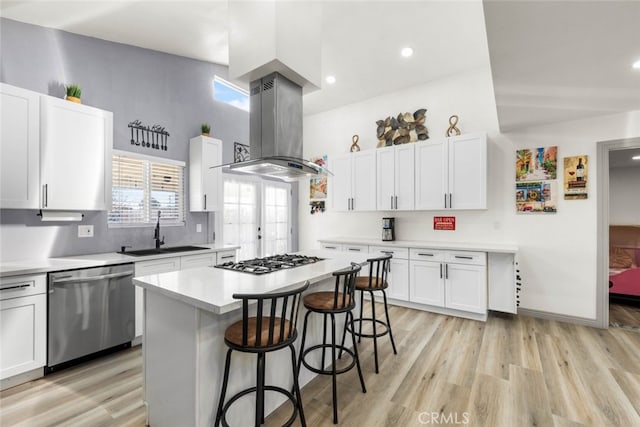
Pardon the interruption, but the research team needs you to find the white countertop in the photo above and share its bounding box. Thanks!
[133,249,371,315]
[0,243,239,277]
[319,237,518,254]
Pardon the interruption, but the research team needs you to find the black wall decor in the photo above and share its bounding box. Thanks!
[128,120,170,151]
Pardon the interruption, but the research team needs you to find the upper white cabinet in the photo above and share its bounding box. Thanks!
[376,144,415,211]
[189,136,222,212]
[40,96,112,210]
[0,83,40,209]
[330,151,376,211]
[415,132,487,210]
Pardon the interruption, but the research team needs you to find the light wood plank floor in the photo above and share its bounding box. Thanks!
[2,304,639,426]
[610,302,640,331]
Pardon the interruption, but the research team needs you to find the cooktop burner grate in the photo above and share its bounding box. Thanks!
[214,254,324,275]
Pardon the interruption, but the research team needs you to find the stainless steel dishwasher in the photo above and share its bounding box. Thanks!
[47,264,135,372]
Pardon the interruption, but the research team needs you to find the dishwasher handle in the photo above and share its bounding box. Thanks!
[51,270,134,285]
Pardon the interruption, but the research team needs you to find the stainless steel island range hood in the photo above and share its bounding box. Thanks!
[228,72,324,181]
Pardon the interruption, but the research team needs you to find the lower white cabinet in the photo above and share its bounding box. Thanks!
[0,274,47,381]
[371,246,409,301]
[409,250,486,315]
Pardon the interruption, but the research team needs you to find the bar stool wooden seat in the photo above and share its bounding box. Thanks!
[215,281,309,427]
[297,264,366,424]
[341,254,397,374]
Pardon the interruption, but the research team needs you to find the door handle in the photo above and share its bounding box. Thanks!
[449,193,452,209]
[0,283,31,291]
[204,194,207,210]
[43,184,48,208]
[444,193,447,209]
[417,253,434,257]
[52,270,134,284]
[391,195,393,210]
[445,263,449,279]
[455,255,473,260]
[351,198,354,210]
[440,263,443,279]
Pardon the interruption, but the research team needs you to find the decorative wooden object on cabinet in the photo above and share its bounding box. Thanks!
[40,96,112,210]
[0,84,40,209]
[189,136,222,212]
[415,132,487,210]
[0,274,46,382]
[376,144,415,211]
[330,151,376,211]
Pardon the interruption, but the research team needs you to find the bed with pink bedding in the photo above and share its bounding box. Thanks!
[609,225,640,304]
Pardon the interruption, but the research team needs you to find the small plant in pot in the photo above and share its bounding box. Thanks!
[65,84,82,103]
[201,123,211,136]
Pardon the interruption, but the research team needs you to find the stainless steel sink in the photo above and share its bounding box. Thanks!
[121,246,209,257]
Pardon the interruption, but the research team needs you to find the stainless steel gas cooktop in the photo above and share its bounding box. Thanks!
[214,254,324,275]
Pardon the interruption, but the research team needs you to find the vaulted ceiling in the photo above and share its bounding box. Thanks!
[2,0,638,131]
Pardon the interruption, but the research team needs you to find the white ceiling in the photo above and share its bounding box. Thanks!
[2,0,639,129]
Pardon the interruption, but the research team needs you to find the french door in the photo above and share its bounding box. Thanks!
[222,175,291,260]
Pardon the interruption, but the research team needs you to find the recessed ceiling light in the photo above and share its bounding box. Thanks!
[401,47,414,58]
[632,155,640,160]
[325,75,336,84]
[633,60,640,69]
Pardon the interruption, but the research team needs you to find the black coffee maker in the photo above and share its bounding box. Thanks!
[382,217,395,241]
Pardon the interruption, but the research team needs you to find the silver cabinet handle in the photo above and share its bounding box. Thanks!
[440,263,443,279]
[381,250,394,254]
[43,184,48,208]
[204,194,207,210]
[351,198,354,210]
[220,255,235,259]
[445,263,449,279]
[417,253,434,257]
[52,270,134,284]
[455,255,473,260]
[395,196,398,209]
[444,193,447,209]
[348,248,361,252]
[325,246,337,249]
[391,195,393,210]
[0,283,31,291]
[449,193,452,209]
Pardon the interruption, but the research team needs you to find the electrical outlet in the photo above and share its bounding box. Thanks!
[196,224,202,233]
[78,225,94,238]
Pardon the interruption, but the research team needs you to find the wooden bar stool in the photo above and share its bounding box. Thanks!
[215,281,309,427]
[341,254,397,373]
[297,263,366,424]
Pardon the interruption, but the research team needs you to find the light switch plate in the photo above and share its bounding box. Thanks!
[78,225,94,238]
[196,224,202,232]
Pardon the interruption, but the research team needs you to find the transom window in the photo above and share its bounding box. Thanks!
[213,76,250,112]
[109,151,185,226]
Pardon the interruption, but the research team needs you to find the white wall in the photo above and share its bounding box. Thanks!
[300,66,640,320]
[610,166,640,225]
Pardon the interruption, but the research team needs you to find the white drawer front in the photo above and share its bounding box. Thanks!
[370,246,409,260]
[344,244,369,253]
[181,253,216,270]
[216,250,237,265]
[446,251,486,266]
[0,274,46,301]
[135,257,181,276]
[409,248,446,262]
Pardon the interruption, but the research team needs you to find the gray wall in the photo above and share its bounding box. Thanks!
[0,18,249,261]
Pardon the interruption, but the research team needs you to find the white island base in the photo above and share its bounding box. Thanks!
[137,251,370,427]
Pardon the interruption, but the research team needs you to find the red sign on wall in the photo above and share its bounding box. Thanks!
[433,216,456,231]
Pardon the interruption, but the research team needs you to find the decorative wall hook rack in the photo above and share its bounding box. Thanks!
[128,120,170,151]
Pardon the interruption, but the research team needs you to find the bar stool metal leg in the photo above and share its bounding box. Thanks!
[358,291,364,343]
[289,344,306,426]
[256,353,265,426]
[382,290,397,354]
[330,313,338,424]
[215,348,233,427]
[348,310,366,393]
[369,290,380,373]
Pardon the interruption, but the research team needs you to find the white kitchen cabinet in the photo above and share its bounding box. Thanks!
[40,96,112,210]
[415,133,487,210]
[189,136,222,212]
[181,252,216,270]
[134,257,181,338]
[409,250,486,314]
[216,249,237,265]
[0,274,47,381]
[376,144,415,211]
[371,246,410,301]
[0,83,40,209]
[330,151,376,211]
[487,252,517,314]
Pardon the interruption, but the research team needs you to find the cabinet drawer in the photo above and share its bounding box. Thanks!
[216,250,237,265]
[0,274,46,301]
[409,248,446,262]
[446,251,486,266]
[181,253,216,270]
[370,246,409,260]
[344,244,368,253]
[135,257,181,276]
[321,243,343,251]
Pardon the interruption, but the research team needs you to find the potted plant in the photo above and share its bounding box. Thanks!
[65,84,82,103]
[201,123,211,136]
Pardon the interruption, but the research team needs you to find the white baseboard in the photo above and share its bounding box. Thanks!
[517,308,602,329]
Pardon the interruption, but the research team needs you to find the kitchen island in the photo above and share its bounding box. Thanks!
[133,249,371,427]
